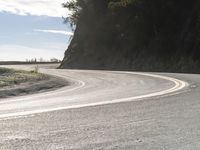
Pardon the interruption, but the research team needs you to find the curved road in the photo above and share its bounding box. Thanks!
[0,64,200,149]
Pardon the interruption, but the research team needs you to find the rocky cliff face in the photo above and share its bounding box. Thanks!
[60,0,200,73]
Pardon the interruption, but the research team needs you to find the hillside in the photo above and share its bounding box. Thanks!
[60,0,200,73]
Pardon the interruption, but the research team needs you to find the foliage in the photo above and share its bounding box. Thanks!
[63,0,137,25]
[108,0,137,9]
[61,0,200,73]
[63,0,87,26]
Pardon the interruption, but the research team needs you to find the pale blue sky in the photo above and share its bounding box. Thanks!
[0,0,72,61]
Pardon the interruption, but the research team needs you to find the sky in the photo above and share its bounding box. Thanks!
[0,0,72,61]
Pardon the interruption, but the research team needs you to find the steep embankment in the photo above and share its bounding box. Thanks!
[60,0,200,73]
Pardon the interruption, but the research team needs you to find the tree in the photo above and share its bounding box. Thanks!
[108,0,137,9]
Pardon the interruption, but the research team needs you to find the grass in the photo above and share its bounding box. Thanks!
[0,67,68,98]
[0,67,49,87]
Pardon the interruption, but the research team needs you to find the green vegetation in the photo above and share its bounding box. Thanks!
[61,0,200,73]
[0,67,48,87]
[0,67,68,98]
[108,0,137,9]
[63,0,137,26]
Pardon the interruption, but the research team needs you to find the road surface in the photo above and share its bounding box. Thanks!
[0,64,199,149]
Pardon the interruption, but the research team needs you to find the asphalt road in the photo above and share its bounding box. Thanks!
[0,64,199,150]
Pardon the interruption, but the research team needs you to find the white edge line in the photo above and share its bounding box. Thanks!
[0,72,188,120]
[0,75,86,104]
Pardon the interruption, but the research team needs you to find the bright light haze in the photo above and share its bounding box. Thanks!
[0,0,72,61]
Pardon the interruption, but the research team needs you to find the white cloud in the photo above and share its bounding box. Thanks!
[34,29,74,36]
[0,0,71,17]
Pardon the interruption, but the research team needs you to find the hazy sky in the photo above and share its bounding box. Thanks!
[0,0,72,61]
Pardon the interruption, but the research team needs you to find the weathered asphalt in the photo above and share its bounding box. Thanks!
[0,65,199,150]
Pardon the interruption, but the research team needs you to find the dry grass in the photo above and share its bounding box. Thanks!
[0,67,48,87]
